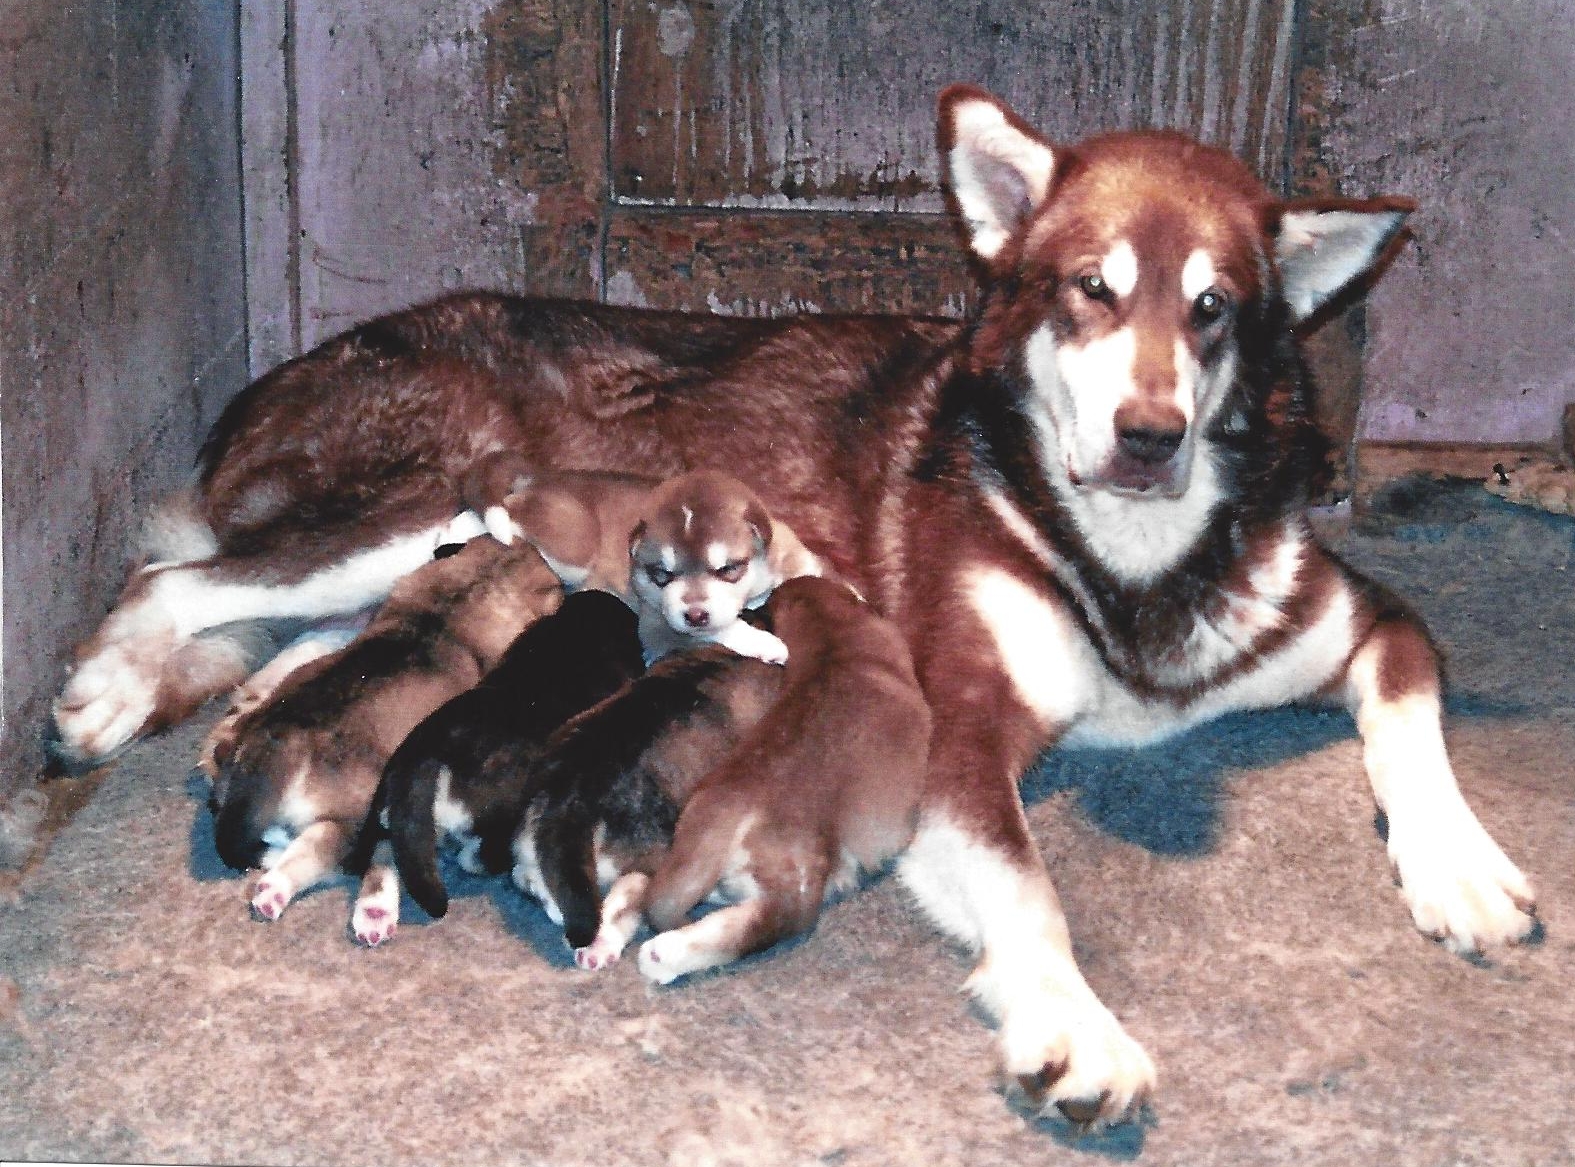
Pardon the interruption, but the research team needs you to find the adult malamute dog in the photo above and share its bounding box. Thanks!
[50,86,1534,1126]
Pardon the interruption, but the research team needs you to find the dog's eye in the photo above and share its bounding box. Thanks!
[715,561,748,583]
[645,565,675,587]
[1193,289,1230,324]
[1077,273,1111,302]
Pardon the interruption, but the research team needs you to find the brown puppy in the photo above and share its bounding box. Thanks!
[470,452,822,663]
[598,576,933,983]
[208,537,562,942]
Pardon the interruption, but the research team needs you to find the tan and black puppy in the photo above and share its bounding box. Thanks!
[361,589,646,937]
[510,643,785,969]
[208,537,562,942]
[469,453,822,663]
[525,577,931,979]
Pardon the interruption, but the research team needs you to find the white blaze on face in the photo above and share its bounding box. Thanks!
[1101,240,1139,298]
[1025,324,1138,481]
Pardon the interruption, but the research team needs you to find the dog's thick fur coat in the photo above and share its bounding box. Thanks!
[51,87,1535,1127]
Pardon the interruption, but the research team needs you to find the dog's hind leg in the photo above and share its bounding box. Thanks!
[636,879,820,984]
[52,499,462,769]
[574,871,649,971]
[1344,602,1536,954]
[350,839,401,947]
[250,819,355,921]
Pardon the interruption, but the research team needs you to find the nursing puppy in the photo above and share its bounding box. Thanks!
[358,589,644,937]
[471,453,820,663]
[52,86,1537,1129]
[209,537,562,940]
[519,578,932,981]
[511,645,785,969]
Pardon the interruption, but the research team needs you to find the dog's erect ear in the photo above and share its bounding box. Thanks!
[1271,198,1415,323]
[628,521,646,558]
[938,85,1056,263]
[743,500,772,552]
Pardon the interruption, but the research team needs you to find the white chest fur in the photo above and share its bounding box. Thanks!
[965,550,1356,750]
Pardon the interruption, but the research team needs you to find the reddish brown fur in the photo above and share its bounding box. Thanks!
[640,578,933,957]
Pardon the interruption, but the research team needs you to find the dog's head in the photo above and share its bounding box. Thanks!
[939,85,1412,501]
[629,470,775,639]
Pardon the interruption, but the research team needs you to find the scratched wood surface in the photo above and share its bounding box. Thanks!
[609,0,1299,209]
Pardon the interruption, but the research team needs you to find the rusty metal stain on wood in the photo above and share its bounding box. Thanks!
[604,208,976,317]
[609,0,1297,209]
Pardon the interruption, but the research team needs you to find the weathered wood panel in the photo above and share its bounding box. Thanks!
[1312,0,1575,446]
[604,209,975,316]
[610,0,1298,208]
[0,0,247,823]
[244,0,605,371]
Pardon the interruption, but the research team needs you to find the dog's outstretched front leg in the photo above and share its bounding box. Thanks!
[1345,610,1536,953]
[899,775,1155,1130]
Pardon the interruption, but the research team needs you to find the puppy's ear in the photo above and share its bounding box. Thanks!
[938,84,1056,264]
[743,500,772,552]
[1268,197,1414,324]
[628,520,647,558]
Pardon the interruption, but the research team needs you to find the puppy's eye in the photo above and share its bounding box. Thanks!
[715,561,748,583]
[1077,273,1111,301]
[1193,289,1230,324]
[645,565,675,587]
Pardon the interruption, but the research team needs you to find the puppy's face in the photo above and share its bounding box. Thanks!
[629,472,774,639]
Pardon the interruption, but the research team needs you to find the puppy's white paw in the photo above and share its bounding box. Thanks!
[985,974,1155,1129]
[352,902,398,948]
[636,930,696,985]
[574,937,623,971]
[250,874,294,922]
[1390,811,1537,954]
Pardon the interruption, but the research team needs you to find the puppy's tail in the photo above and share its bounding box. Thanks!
[532,801,607,951]
[211,754,279,872]
[381,746,450,919]
[641,792,742,935]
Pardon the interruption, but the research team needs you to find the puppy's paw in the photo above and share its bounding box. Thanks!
[1390,812,1537,955]
[250,874,294,922]
[636,930,697,985]
[574,938,623,971]
[352,903,398,948]
[988,978,1155,1130]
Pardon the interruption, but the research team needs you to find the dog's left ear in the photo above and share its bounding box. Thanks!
[628,521,647,558]
[1270,197,1415,323]
[938,85,1056,264]
[743,500,772,552]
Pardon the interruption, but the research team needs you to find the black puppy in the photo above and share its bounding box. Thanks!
[350,589,645,941]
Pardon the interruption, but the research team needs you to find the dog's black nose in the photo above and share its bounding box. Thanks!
[1117,425,1184,466]
[683,606,710,628]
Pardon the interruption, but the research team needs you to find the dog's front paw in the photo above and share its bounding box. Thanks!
[250,874,294,922]
[1390,811,1537,955]
[992,982,1156,1130]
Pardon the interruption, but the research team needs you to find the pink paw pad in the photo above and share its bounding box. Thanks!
[251,885,287,921]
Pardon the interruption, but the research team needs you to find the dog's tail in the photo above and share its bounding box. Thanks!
[379,743,451,919]
[211,751,283,872]
[532,800,608,951]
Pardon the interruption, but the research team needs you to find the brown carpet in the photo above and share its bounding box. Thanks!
[2,480,1572,1167]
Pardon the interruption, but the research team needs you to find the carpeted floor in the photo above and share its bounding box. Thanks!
[1,481,1571,1167]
